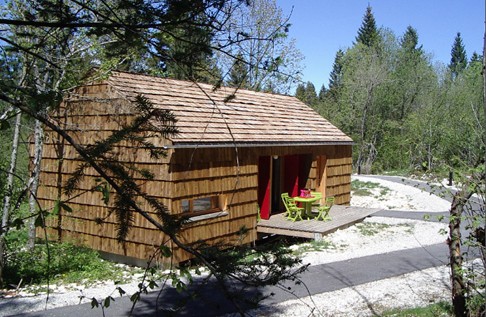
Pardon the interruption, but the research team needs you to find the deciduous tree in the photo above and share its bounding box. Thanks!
[220,0,303,93]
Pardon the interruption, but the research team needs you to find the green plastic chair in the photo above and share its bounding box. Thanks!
[315,196,334,221]
[310,191,323,208]
[281,193,304,222]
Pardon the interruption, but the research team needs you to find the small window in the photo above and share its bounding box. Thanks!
[181,196,220,215]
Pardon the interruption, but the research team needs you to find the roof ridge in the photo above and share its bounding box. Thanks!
[107,69,298,99]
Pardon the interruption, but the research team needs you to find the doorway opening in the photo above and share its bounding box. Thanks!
[258,154,312,220]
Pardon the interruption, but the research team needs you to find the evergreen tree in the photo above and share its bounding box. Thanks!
[227,53,249,88]
[295,83,306,101]
[328,49,344,91]
[161,10,221,84]
[470,52,482,64]
[400,26,422,53]
[390,26,434,125]
[355,5,380,48]
[327,49,345,102]
[449,32,467,78]
[318,84,327,102]
[295,82,317,106]
[304,82,318,106]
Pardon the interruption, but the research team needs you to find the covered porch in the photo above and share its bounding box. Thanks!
[257,205,380,240]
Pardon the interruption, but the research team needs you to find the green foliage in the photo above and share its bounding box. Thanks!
[466,293,486,317]
[357,222,384,236]
[291,239,335,256]
[328,49,344,92]
[160,7,222,84]
[311,6,483,176]
[355,5,380,48]
[400,26,421,52]
[3,242,125,286]
[295,81,318,106]
[381,301,453,316]
[227,53,249,89]
[0,112,31,203]
[200,238,306,286]
[351,179,388,197]
[449,32,468,78]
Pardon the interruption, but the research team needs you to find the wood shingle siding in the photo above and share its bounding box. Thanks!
[35,71,353,265]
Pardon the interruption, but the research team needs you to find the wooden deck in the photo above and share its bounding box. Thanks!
[257,205,381,240]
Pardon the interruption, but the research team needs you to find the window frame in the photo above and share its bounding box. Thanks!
[181,196,222,217]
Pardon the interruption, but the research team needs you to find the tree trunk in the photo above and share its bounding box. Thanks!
[0,110,22,286]
[482,0,486,276]
[357,86,374,175]
[27,118,44,249]
[449,193,467,317]
[54,108,67,242]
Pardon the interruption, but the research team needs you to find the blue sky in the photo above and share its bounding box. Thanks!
[277,0,485,91]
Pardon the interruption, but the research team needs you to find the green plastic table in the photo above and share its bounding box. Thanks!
[293,196,320,219]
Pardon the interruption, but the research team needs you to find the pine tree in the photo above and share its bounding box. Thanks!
[393,26,430,121]
[227,53,249,88]
[470,52,482,64]
[355,5,380,48]
[328,49,344,91]
[400,26,422,53]
[295,83,306,101]
[295,82,317,106]
[304,82,318,106]
[162,11,221,84]
[318,84,327,102]
[449,32,467,78]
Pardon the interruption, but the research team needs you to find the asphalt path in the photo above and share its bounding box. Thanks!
[10,243,449,317]
[9,174,480,317]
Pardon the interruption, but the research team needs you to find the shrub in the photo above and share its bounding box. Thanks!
[4,241,124,287]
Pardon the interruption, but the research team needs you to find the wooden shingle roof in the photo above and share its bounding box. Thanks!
[106,71,352,148]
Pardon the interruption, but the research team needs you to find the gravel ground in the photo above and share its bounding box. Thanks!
[248,264,452,317]
[231,175,454,316]
[0,175,455,316]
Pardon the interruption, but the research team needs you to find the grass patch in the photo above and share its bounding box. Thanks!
[356,222,391,236]
[380,187,391,196]
[381,301,453,316]
[356,222,415,236]
[4,241,133,288]
[291,239,335,256]
[351,179,390,197]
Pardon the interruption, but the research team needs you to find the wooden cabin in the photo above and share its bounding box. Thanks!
[36,71,353,265]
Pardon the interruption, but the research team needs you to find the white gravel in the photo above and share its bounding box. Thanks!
[0,175,455,316]
[297,216,448,266]
[351,175,451,212]
[234,175,454,316]
[252,265,451,317]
